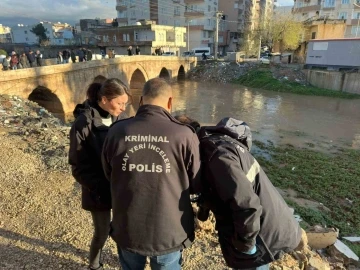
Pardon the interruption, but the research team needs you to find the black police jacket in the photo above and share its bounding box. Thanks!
[199,118,302,269]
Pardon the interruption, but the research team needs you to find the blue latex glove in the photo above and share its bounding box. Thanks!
[242,246,257,255]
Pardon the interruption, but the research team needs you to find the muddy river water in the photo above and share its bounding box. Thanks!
[128,81,360,150]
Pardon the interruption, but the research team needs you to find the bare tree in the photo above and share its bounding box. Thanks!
[267,13,304,53]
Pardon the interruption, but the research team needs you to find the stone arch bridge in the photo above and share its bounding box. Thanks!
[0,56,196,120]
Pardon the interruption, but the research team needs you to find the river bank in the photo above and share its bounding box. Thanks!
[187,62,360,99]
[0,94,359,269]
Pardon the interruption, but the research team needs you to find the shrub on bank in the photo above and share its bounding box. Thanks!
[234,69,360,99]
[0,49,7,56]
[253,140,360,256]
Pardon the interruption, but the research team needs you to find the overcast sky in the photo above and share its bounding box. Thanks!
[0,0,117,26]
[0,0,294,27]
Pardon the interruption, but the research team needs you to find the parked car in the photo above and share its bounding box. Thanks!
[181,51,194,57]
[260,56,270,64]
[163,52,175,56]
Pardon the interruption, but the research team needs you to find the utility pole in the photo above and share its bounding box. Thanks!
[187,20,192,51]
[215,11,223,60]
[258,34,262,60]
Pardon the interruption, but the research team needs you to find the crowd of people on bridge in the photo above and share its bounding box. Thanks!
[57,48,93,64]
[68,75,305,270]
[1,45,178,71]
[1,47,96,70]
[2,50,43,70]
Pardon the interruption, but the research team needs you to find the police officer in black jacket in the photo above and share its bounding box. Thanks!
[102,78,201,270]
[174,116,303,270]
[198,118,302,270]
[69,78,130,270]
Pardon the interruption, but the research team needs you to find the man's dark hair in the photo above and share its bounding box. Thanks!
[142,78,171,99]
[174,115,200,131]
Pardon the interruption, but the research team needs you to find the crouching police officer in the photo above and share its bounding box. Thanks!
[176,116,303,270]
[101,78,201,270]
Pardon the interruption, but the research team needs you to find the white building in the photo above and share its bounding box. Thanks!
[292,0,360,37]
[0,24,12,43]
[11,24,39,44]
[185,0,219,52]
[11,22,74,45]
[115,0,218,52]
[116,0,186,27]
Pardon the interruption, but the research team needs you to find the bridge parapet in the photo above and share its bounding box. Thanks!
[0,56,197,120]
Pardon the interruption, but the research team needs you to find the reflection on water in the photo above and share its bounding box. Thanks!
[68,80,360,150]
[170,81,360,150]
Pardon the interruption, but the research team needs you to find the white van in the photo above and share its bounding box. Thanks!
[191,47,211,57]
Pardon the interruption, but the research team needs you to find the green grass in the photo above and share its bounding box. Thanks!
[253,141,360,255]
[233,69,360,99]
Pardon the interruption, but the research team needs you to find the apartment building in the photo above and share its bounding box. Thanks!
[0,24,12,43]
[219,0,274,53]
[293,0,360,37]
[116,0,186,27]
[11,22,74,45]
[94,22,186,55]
[116,0,218,52]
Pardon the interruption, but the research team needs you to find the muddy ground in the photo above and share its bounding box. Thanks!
[0,94,358,270]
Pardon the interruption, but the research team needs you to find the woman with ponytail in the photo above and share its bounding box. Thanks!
[69,77,130,270]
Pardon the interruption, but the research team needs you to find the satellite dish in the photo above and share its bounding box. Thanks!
[135,22,142,25]
[18,24,20,26]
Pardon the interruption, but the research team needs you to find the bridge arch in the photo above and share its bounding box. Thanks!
[128,68,147,114]
[177,65,186,81]
[159,68,170,81]
[130,68,147,91]
[28,86,65,121]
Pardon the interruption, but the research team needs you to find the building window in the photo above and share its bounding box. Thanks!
[353,12,360,19]
[351,25,360,35]
[208,5,211,11]
[113,35,117,42]
[338,12,347,19]
[234,3,239,8]
[297,2,303,7]
[135,32,138,40]
[25,37,28,41]
[311,32,316,39]
[342,0,349,4]
[324,0,335,7]
[208,19,211,25]
[203,31,207,38]
[24,30,27,34]
[175,6,180,15]
[123,34,130,41]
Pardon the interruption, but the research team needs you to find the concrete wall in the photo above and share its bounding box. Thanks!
[0,56,197,119]
[305,69,360,94]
